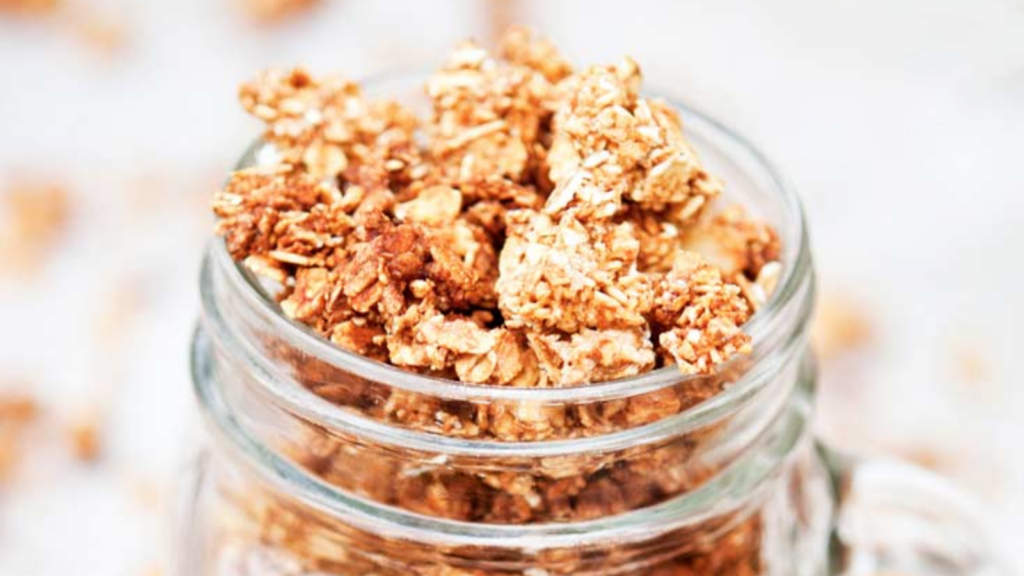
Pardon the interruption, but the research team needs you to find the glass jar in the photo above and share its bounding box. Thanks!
[173,74,1008,576]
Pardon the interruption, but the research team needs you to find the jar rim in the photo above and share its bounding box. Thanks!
[207,70,814,406]
[192,323,817,548]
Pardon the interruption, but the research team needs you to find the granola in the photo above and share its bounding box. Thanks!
[425,41,554,184]
[214,29,783,398]
[203,28,792,576]
[239,68,422,181]
[652,252,753,375]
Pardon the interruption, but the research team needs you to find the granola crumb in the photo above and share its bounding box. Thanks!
[528,326,655,385]
[0,0,58,14]
[499,26,573,83]
[66,412,101,463]
[215,28,772,394]
[0,179,71,275]
[0,392,39,483]
[812,291,871,360]
[497,210,652,334]
[237,0,322,23]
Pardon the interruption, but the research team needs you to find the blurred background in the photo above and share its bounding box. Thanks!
[1,0,1022,574]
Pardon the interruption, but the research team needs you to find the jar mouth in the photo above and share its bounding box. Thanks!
[193,323,817,548]
[207,83,814,406]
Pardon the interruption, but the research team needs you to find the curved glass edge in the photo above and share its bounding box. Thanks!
[190,324,817,549]
[820,444,1012,576]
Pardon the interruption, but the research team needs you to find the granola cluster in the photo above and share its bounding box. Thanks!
[204,28,790,576]
[213,28,782,394]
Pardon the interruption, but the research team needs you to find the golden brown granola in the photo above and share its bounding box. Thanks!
[425,41,555,184]
[651,252,753,375]
[0,393,39,483]
[66,411,101,463]
[237,0,321,23]
[546,60,721,222]
[812,291,872,360]
[0,0,57,14]
[212,29,783,406]
[681,204,782,280]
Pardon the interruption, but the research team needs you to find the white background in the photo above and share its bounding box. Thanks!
[1,1,1022,574]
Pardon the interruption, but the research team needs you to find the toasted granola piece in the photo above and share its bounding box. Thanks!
[484,400,568,441]
[547,61,720,222]
[497,210,652,333]
[239,68,422,180]
[386,298,541,387]
[387,302,493,373]
[213,164,352,267]
[681,204,781,280]
[426,41,554,183]
[0,393,38,482]
[624,204,684,273]
[394,184,462,227]
[274,215,498,359]
[652,252,752,375]
[454,175,545,208]
[499,26,574,83]
[454,328,542,386]
[527,326,656,385]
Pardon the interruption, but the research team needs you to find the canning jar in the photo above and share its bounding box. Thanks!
[173,73,1008,576]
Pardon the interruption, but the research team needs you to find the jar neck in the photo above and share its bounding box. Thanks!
[194,229,816,530]
[192,322,817,548]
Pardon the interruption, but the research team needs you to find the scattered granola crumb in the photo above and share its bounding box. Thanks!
[0,179,70,275]
[812,291,872,360]
[950,340,992,385]
[204,28,789,574]
[215,28,778,391]
[66,411,101,463]
[0,392,39,483]
[498,210,652,334]
[73,11,128,59]
[239,68,420,180]
[0,0,58,15]
[500,26,573,83]
[237,0,322,23]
